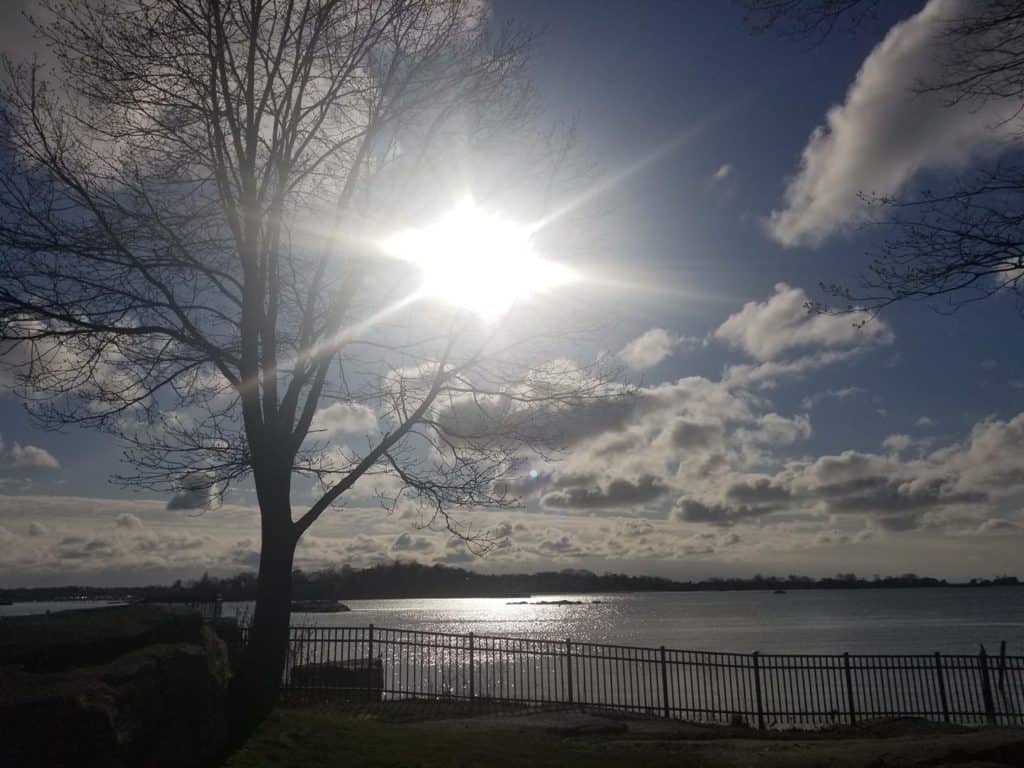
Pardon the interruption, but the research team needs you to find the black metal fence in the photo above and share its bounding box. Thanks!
[188,598,223,620]
[243,625,1024,728]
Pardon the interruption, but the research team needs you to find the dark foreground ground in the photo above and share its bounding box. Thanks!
[225,703,1024,768]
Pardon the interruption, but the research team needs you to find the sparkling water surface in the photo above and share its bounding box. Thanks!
[234,587,1024,655]
[4,589,1023,655]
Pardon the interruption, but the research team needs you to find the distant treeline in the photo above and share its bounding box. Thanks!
[2,562,1022,603]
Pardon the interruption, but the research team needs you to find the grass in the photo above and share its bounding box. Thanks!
[223,702,1024,768]
[224,705,716,768]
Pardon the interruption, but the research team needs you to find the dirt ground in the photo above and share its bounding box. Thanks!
[406,707,1024,767]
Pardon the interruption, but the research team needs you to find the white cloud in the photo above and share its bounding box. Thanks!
[737,412,812,446]
[0,432,57,469]
[769,0,1022,247]
[715,283,891,362]
[712,163,733,181]
[882,434,913,453]
[310,401,378,438]
[391,532,434,553]
[916,416,936,428]
[115,512,144,529]
[2,287,1022,582]
[619,328,685,371]
[723,350,866,390]
[8,442,60,469]
[801,386,865,410]
[166,471,217,511]
[541,474,670,510]
[719,412,1024,532]
[977,518,1023,534]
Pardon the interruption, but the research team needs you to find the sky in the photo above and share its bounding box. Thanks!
[3,0,1024,587]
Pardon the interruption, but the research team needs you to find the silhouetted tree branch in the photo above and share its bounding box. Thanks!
[742,0,883,43]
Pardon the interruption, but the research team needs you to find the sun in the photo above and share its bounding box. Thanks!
[380,199,578,320]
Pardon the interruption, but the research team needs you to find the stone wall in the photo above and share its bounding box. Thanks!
[1,604,240,768]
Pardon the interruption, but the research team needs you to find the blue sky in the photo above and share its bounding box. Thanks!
[3,0,1024,586]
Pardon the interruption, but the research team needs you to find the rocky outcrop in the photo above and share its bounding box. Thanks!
[289,657,383,701]
[1,604,238,768]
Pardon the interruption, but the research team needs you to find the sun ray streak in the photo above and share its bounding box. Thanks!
[531,101,744,234]
[242,290,424,397]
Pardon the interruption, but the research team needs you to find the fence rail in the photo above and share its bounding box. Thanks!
[240,625,1024,729]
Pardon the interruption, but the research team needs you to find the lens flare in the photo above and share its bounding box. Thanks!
[380,199,578,321]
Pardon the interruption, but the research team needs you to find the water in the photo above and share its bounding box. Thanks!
[0,600,125,617]
[257,588,1024,725]
[224,587,1024,655]
[5,589,1023,655]
[6,589,1023,725]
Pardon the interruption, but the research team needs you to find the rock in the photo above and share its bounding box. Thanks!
[0,603,204,672]
[0,665,121,767]
[209,617,245,676]
[0,605,236,767]
[289,657,383,701]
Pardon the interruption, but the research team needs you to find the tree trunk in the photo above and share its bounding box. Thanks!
[230,506,297,735]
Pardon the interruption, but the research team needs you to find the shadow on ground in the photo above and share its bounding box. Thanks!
[224,701,1024,767]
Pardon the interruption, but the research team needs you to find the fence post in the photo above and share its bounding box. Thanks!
[998,640,1007,693]
[843,652,857,725]
[565,638,574,706]
[979,646,996,725]
[660,646,670,719]
[752,652,765,730]
[469,632,475,700]
[367,624,375,702]
[934,652,950,724]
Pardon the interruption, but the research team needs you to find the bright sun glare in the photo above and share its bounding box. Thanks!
[380,199,578,320]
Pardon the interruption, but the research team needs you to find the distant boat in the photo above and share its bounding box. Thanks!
[773,589,787,594]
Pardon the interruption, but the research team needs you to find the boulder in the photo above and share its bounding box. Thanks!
[0,605,236,767]
[288,657,383,701]
[0,603,204,672]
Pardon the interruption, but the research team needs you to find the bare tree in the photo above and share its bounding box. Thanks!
[744,0,1024,316]
[0,0,615,721]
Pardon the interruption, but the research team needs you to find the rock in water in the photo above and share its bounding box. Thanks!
[290,600,350,613]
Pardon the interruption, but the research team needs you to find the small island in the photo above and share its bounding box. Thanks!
[291,600,350,613]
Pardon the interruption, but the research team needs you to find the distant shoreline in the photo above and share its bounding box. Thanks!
[4,561,1021,605]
